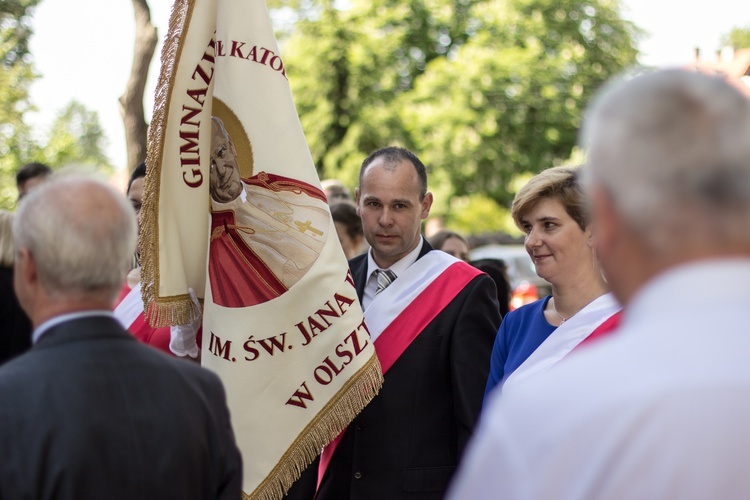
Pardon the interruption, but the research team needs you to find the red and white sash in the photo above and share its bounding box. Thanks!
[113,281,174,355]
[114,282,143,330]
[317,251,482,487]
[502,292,621,394]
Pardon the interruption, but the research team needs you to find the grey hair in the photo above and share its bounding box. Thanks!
[582,69,750,251]
[12,174,137,303]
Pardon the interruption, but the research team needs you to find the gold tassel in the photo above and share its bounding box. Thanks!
[140,0,197,328]
[244,355,384,500]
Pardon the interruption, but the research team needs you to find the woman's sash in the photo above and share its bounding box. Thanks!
[502,292,621,394]
[316,251,482,488]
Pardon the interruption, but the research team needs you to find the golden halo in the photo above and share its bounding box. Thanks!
[212,97,254,179]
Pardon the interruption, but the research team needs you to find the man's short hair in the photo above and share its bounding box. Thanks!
[582,69,750,251]
[128,161,147,194]
[12,175,137,303]
[359,146,428,199]
[16,162,52,188]
[321,179,352,203]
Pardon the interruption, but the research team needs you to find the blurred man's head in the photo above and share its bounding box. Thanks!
[582,69,750,305]
[16,162,52,201]
[321,179,352,204]
[12,175,137,323]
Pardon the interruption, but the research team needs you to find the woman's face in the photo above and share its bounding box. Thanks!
[519,197,593,286]
[334,221,363,260]
[128,176,145,242]
[440,236,470,262]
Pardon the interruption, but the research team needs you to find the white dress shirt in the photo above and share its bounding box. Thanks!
[449,259,750,500]
[361,236,423,310]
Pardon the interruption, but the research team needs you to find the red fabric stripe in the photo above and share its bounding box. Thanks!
[116,284,173,354]
[316,262,482,490]
[373,263,481,373]
[244,171,328,204]
[209,210,288,307]
[574,310,623,351]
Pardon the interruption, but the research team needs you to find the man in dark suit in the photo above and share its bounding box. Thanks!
[0,174,242,499]
[302,147,500,499]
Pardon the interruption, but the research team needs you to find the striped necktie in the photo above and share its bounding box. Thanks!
[375,269,397,295]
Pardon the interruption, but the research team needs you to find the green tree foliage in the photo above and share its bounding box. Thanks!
[0,0,40,66]
[39,101,113,174]
[405,0,639,207]
[0,1,112,210]
[0,0,41,209]
[722,26,750,49]
[281,0,640,229]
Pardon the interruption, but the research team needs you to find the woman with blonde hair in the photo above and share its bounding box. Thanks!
[483,166,621,401]
[0,210,32,364]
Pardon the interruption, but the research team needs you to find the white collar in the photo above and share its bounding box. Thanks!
[33,310,115,344]
[627,258,750,325]
[366,236,424,280]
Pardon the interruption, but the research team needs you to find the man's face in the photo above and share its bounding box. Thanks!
[209,130,242,203]
[356,158,432,269]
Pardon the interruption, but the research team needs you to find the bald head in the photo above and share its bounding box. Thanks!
[582,69,750,303]
[13,175,137,306]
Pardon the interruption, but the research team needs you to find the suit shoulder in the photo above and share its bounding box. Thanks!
[163,354,221,383]
[348,253,367,268]
[463,270,498,294]
[0,351,38,387]
[124,343,226,393]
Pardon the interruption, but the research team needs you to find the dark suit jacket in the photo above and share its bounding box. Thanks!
[0,315,242,500]
[288,241,501,500]
[0,266,32,364]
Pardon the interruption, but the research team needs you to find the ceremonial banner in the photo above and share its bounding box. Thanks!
[140,1,384,498]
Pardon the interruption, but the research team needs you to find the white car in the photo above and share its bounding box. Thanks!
[470,244,552,310]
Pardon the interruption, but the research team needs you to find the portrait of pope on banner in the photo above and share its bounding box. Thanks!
[208,116,330,307]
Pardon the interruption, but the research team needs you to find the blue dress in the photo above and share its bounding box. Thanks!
[483,296,556,405]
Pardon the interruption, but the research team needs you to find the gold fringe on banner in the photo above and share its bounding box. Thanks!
[140,0,200,328]
[244,355,384,500]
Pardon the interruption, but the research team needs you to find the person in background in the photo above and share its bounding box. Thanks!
[0,210,32,364]
[0,174,241,499]
[483,165,621,402]
[127,161,146,269]
[469,258,512,318]
[428,229,471,262]
[450,69,750,499]
[114,162,201,358]
[16,162,52,201]
[310,146,501,500]
[330,200,368,260]
[321,178,352,204]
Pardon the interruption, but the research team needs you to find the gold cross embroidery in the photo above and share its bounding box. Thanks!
[294,219,323,236]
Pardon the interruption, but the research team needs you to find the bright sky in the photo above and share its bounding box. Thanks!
[27,0,749,174]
